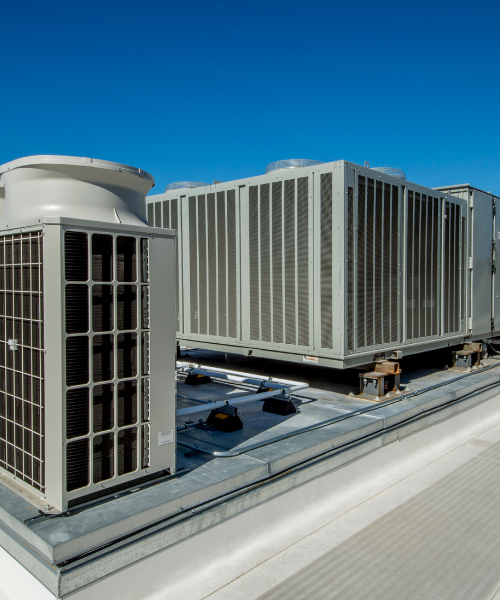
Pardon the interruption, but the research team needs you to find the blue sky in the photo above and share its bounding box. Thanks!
[1,0,499,195]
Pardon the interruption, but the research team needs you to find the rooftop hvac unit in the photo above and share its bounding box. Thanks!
[147,160,479,370]
[0,156,177,513]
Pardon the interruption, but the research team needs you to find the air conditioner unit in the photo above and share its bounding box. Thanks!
[0,156,176,513]
[147,159,472,369]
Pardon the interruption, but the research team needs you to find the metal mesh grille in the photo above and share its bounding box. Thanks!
[320,173,333,349]
[272,182,283,344]
[227,190,237,338]
[64,232,149,493]
[0,232,45,491]
[248,179,309,347]
[169,199,180,332]
[347,187,354,351]
[249,186,259,340]
[297,177,309,347]
[198,196,207,335]
[390,186,399,342]
[189,197,198,334]
[354,177,399,351]
[147,204,154,226]
[207,194,217,336]
[356,176,366,348]
[284,180,296,345]
[260,184,271,342]
[154,202,161,228]
[185,191,237,339]
[407,193,444,340]
[162,201,170,229]
[443,201,461,334]
[217,192,227,338]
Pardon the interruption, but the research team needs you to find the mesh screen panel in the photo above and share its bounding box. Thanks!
[64,232,151,493]
[0,232,44,491]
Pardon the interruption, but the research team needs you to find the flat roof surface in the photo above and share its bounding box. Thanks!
[2,349,500,591]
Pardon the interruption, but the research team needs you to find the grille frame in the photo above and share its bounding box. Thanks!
[61,228,152,499]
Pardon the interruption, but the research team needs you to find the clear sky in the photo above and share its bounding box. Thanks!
[1,0,499,195]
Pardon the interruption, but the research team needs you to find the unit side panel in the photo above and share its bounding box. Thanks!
[43,226,64,510]
[148,236,176,473]
[471,190,494,335]
[494,196,500,334]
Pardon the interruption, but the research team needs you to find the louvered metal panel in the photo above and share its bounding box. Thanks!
[284,180,296,345]
[297,177,309,347]
[246,178,309,348]
[207,193,217,336]
[188,197,198,334]
[227,190,237,338]
[197,196,207,335]
[320,173,333,349]
[147,203,154,226]
[162,201,169,229]
[217,191,227,338]
[175,190,238,341]
[154,202,161,228]
[272,182,283,344]
[260,184,271,343]
[347,187,354,351]
[249,185,259,340]
[357,176,366,349]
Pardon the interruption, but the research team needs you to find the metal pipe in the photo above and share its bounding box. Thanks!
[176,362,305,390]
[176,383,309,418]
[178,364,500,457]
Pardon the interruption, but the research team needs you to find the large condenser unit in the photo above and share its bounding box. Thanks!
[146,159,495,369]
[0,156,177,513]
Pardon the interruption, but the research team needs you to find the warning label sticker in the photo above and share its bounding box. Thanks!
[158,430,174,446]
[303,355,319,363]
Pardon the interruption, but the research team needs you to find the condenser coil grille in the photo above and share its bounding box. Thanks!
[64,231,151,493]
[249,178,309,346]
[0,231,45,491]
[185,191,237,339]
[354,176,400,350]
[407,191,440,339]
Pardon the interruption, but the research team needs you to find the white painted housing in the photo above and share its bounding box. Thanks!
[0,156,177,512]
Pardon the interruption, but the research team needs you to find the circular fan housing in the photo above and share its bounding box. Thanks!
[371,167,407,180]
[265,159,323,174]
[165,181,209,192]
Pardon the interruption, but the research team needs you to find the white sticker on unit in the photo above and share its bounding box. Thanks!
[158,430,174,446]
[497,230,500,240]
[303,355,319,363]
